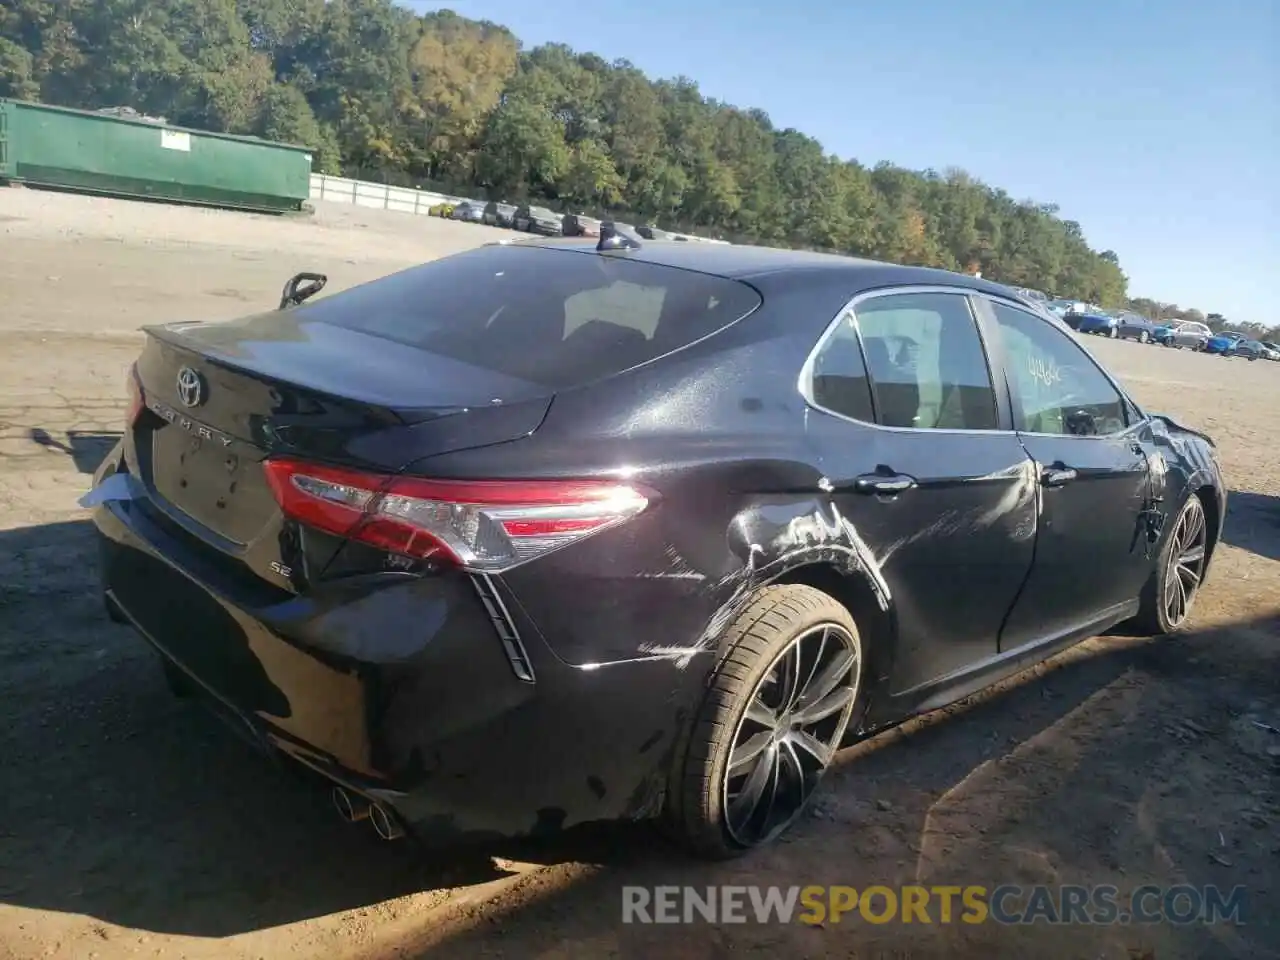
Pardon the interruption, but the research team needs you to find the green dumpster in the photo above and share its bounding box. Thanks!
[0,99,312,213]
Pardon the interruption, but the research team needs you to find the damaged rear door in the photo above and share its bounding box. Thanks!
[802,288,1037,697]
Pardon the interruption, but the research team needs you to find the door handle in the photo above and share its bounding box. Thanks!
[854,473,917,495]
[1041,465,1077,487]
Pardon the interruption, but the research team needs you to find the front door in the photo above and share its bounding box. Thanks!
[803,289,1038,695]
[980,297,1155,649]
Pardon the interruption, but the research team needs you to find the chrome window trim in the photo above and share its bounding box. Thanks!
[796,284,1013,436]
[982,293,1148,437]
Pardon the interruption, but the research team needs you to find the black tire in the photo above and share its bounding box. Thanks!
[160,658,198,699]
[1132,494,1209,635]
[665,584,864,859]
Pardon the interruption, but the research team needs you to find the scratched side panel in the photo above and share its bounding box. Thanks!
[800,407,1040,695]
[411,328,833,667]
[499,478,900,669]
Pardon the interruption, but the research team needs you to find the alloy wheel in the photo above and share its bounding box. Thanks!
[722,623,861,847]
[1164,497,1207,627]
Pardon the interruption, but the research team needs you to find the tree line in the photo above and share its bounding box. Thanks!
[0,0,1264,336]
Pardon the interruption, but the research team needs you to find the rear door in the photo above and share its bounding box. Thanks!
[802,287,1037,696]
[978,296,1154,648]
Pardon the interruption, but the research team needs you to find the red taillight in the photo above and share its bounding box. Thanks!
[262,458,653,572]
[126,363,144,427]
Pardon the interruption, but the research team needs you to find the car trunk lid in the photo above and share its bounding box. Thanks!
[130,312,553,587]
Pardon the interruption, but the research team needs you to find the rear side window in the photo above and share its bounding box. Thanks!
[854,292,998,430]
[808,313,875,423]
[296,245,762,389]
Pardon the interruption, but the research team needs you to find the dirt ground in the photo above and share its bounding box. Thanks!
[0,186,1276,960]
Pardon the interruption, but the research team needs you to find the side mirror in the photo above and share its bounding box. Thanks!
[279,272,327,310]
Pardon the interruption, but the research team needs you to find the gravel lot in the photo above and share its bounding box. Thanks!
[0,186,1277,960]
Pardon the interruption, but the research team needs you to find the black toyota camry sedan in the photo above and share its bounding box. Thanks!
[84,229,1226,858]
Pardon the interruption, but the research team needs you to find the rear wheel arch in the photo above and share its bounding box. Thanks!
[696,555,894,691]
[767,562,893,729]
[664,581,866,857]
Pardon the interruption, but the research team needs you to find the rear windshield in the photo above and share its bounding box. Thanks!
[294,245,762,389]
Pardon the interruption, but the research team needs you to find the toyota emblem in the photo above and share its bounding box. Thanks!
[176,367,204,407]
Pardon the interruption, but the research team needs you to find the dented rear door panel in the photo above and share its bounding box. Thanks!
[803,414,1039,694]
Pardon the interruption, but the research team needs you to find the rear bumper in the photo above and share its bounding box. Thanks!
[91,457,703,846]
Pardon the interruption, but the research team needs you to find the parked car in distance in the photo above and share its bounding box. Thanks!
[1044,299,1075,319]
[84,239,1226,860]
[513,204,564,235]
[1073,311,1121,338]
[1154,321,1212,350]
[483,201,517,228]
[1260,341,1280,361]
[635,223,674,240]
[1115,312,1157,343]
[1204,331,1247,355]
[450,200,486,223]
[562,214,602,238]
[1224,338,1266,361]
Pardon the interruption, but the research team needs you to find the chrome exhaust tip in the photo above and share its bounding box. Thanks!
[331,785,369,823]
[369,802,405,841]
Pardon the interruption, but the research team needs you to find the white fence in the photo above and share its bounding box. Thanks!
[308,173,454,216]
[307,172,731,243]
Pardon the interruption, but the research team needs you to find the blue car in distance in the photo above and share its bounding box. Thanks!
[1223,337,1266,361]
[1073,311,1120,338]
[1204,331,1247,355]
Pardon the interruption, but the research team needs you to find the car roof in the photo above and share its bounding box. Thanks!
[513,237,1026,299]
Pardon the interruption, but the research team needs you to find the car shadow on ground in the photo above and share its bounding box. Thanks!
[1223,490,1280,562]
[0,519,1276,959]
[27,427,122,475]
[0,519,643,942]
[390,611,1279,960]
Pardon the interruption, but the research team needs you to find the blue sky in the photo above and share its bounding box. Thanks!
[415,0,1277,323]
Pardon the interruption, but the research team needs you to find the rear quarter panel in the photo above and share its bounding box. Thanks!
[401,275,870,663]
[413,331,819,663]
